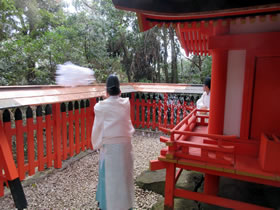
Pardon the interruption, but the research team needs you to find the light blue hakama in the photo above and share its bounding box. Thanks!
[96,143,134,210]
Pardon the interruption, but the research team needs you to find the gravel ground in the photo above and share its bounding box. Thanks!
[0,131,164,210]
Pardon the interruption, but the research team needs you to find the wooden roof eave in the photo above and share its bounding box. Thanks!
[112,0,280,17]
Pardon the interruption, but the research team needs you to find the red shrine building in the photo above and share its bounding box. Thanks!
[112,1,280,209]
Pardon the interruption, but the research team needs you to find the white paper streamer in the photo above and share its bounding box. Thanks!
[56,62,96,87]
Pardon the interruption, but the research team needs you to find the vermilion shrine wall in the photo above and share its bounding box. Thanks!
[219,17,280,140]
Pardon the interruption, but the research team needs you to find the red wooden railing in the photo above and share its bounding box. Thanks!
[0,92,196,197]
[159,109,236,166]
[131,93,194,130]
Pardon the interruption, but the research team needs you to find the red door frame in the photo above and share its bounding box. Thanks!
[240,49,280,139]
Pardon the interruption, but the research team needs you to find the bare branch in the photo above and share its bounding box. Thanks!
[183,56,200,69]
[81,0,94,10]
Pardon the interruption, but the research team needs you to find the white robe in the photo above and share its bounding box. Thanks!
[196,91,210,110]
[91,96,135,210]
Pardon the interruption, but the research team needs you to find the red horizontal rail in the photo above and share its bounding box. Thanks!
[176,140,235,153]
[172,108,197,131]
[174,188,272,210]
[173,130,237,140]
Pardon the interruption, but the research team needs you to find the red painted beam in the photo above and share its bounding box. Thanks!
[174,188,272,210]
[150,160,167,171]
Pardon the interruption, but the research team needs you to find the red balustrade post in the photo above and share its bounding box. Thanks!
[164,93,168,127]
[136,96,140,128]
[3,110,12,150]
[68,102,74,156]
[177,103,181,126]
[15,108,25,180]
[80,100,86,151]
[85,99,92,149]
[152,95,156,130]
[74,101,80,154]
[36,106,44,171]
[170,102,174,129]
[183,100,187,118]
[158,97,162,128]
[52,103,62,169]
[45,105,52,168]
[141,94,145,129]
[61,103,68,160]
[89,98,96,150]
[26,107,35,176]
[147,96,151,129]
[130,93,135,126]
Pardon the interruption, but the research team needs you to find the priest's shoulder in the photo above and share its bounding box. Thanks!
[119,97,130,105]
[94,100,106,112]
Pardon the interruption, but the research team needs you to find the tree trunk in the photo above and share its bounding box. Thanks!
[27,59,36,84]
[180,57,184,82]
[162,27,169,83]
[169,27,178,83]
[157,55,161,83]
[198,55,204,83]
[121,36,132,82]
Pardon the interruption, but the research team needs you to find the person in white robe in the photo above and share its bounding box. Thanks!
[196,77,211,110]
[91,75,135,210]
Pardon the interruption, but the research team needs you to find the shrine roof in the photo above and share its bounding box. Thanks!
[112,1,280,56]
[112,0,280,17]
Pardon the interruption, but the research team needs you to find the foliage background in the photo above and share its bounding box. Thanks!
[0,0,212,85]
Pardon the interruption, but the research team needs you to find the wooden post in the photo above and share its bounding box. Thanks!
[170,100,174,129]
[136,94,140,128]
[205,23,229,195]
[158,95,162,128]
[45,105,52,168]
[68,102,74,156]
[164,93,168,127]
[89,98,96,150]
[26,107,35,176]
[15,108,25,180]
[147,94,151,129]
[61,103,68,160]
[164,163,176,210]
[85,99,91,149]
[177,98,181,125]
[3,110,12,150]
[74,101,80,154]
[208,49,228,134]
[152,94,156,130]
[80,100,86,151]
[130,93,135,126]
[183,99,187,118]
[141,94,145,129]
[36,106,44,171]
[52,103,62,169]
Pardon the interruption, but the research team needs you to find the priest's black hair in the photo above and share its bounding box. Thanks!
[106,74,120,96]
[204,77,211,90]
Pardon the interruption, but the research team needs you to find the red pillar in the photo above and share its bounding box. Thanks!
[164,163,176,210]
[208,49,228,134]
[205,23,229,195]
